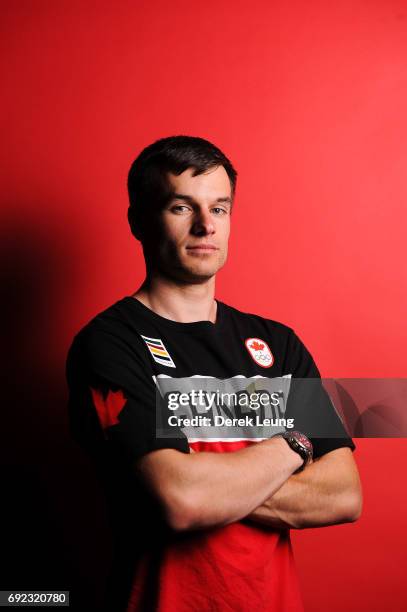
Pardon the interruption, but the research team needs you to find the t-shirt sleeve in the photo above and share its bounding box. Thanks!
[65,324,190,464]
[284,329,355,459]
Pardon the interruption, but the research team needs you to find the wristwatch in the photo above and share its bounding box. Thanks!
[281,431,313,473]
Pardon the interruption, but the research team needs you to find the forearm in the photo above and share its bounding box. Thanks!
[244,448,362,530]
[137,436,302,530]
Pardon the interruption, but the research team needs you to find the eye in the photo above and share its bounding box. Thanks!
[170,205,191,214]
[212,207,228,215]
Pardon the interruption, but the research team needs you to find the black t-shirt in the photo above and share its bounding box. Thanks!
[67,295,354,462]
[65,296,355,612]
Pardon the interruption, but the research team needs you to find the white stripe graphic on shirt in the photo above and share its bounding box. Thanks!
[141,335,176,368]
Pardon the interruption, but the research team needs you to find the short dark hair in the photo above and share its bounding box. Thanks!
[127,135,237,241]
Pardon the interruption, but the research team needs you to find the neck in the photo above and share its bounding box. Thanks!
[132,274,217,324]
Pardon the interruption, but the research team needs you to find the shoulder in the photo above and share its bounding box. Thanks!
[219,300,295,338]
[67,297,147,369]
[219,300,318,375]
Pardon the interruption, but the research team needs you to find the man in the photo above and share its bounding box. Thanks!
[66,135,362,611]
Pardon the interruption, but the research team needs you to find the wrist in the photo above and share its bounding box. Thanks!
[280,431,313,473]
[268,435,304,473]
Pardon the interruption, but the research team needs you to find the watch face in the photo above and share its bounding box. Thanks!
[294,432,312,450]
[291,431,313,455]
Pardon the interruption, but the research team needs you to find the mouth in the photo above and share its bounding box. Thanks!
[186,244,218,252]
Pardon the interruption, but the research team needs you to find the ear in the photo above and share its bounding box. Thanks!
[127,206,142,241]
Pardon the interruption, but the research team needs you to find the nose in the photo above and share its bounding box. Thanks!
[191,208,215,236]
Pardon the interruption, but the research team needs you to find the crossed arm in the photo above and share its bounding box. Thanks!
[244,446,362,530]
[135,437,362,531]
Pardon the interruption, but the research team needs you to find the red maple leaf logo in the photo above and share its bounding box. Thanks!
[250,341,264,352]
[90,387,127,429]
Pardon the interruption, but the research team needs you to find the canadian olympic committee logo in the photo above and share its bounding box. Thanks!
[245,337,274,368]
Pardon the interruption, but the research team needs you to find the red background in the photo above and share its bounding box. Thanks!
[1,1,406,610]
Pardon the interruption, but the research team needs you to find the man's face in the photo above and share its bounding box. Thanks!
[148,165,232,283]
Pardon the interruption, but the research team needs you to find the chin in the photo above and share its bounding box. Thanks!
[185,268,218,282]
[173,262,219,283]
[163,253,227,282]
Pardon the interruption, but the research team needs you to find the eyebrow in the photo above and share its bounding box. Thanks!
[171,193,232,205]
